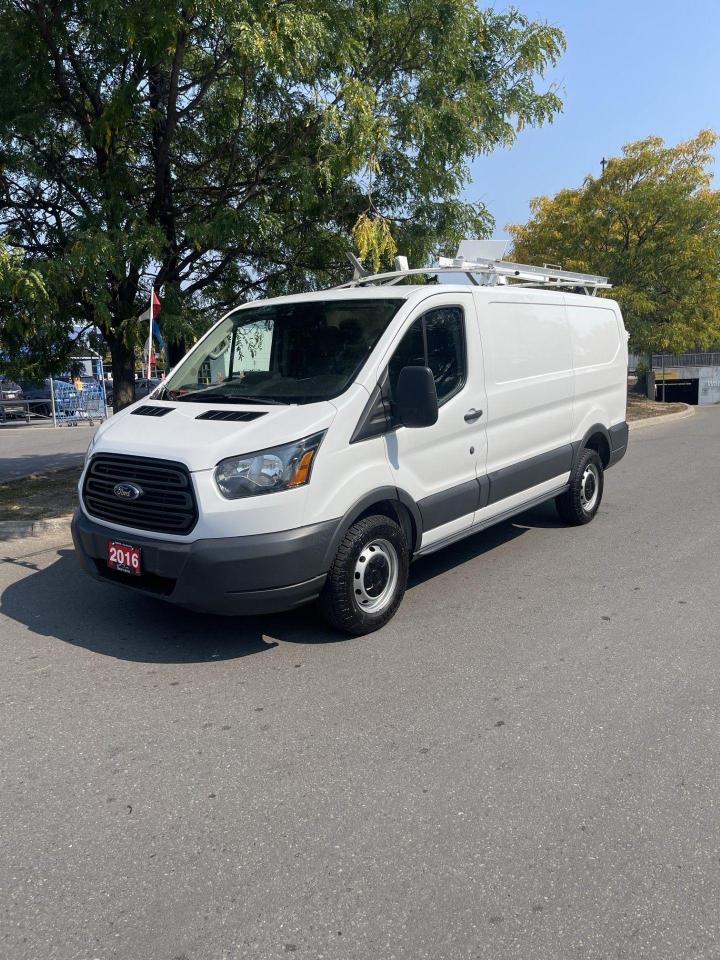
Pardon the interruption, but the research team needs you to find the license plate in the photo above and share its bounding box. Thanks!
[107,541,141,576]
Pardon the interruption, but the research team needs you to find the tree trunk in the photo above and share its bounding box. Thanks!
[108,335,136,411]
[645,352,655,400]
[645,368,656,400]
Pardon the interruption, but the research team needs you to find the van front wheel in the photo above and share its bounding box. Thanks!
[555,448,604,525]
[319,515,409,635]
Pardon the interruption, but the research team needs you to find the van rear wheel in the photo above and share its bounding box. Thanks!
[318,515,409,636]
[555,448,604,525]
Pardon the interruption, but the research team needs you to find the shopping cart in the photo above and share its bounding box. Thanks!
[53,380,107,425]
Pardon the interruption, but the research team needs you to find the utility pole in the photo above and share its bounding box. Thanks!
[601,157,607,175]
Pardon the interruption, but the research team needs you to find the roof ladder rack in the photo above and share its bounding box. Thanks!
[437,256,611,293]
[338,250,610,295]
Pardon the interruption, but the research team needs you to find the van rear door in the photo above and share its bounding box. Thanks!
[565,299,627,437]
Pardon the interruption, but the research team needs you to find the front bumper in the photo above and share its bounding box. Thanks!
[71,509,338,616]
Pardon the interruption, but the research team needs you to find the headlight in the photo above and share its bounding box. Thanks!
[214,431,326,499]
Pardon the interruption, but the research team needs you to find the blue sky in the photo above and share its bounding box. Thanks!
[468,0,720,239]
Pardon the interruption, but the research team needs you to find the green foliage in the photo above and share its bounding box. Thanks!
[0,242,66,379]
[0,244,46,304]
[0,0,565,403]
[509,131,720,353]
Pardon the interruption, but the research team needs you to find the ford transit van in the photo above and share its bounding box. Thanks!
[72,258,628,635]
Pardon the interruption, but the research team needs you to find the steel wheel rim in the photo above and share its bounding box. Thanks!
[580,463,600,512]
[353,538,399,614]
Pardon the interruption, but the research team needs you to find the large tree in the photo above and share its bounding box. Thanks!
[0,241,57,379]
[0,0,565,408]
[509,131,720,354]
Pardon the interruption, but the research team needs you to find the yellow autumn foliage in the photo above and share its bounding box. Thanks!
[351,213,397,274]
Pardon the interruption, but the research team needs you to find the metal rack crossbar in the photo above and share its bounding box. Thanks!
[339,253,611,295]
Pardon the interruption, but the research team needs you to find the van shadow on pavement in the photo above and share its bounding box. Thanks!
[0,502,560,664]
[407,501,559,588]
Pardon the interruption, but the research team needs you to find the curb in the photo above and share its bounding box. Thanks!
[0,513,73,542]
[629,403,694,431]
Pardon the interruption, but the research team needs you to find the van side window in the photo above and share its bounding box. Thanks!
[387,306,465,404]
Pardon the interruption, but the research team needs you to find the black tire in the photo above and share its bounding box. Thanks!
[318,514,409,636]
[555,448,604,525]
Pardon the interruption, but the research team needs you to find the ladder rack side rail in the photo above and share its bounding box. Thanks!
[334,263,611,291]
[436,256,610,287]
[334,266,462,288]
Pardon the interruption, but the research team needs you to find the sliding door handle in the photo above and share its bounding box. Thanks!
[464,408,483,423]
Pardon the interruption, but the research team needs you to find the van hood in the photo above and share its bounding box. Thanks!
[92,400,337,472]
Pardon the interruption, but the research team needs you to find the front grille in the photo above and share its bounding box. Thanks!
[131,405,174,417]
[83,454,198,535]
[195,409,266,422]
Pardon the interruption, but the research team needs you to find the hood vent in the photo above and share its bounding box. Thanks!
[195,410,266,422]
[131,405,174,417]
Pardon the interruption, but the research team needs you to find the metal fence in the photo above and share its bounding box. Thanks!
[0,380,107,428]
[652,353,720,368]
[0,399,33,424]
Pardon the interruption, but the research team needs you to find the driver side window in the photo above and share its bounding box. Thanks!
[387,306,466,405]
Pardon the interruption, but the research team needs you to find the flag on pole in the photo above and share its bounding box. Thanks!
[152,319,164,349]
[139,290,162,322]
[139,289,162,378]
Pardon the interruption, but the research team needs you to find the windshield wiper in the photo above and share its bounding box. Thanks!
[210,394,288,406]
[173,390,287,405]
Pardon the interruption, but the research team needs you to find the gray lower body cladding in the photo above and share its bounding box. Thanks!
[71,509,337,616]
[417,442,575,533]
[417,422,629,534]
[608,421,629,466]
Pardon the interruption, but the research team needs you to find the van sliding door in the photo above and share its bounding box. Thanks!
[474,292,574,523]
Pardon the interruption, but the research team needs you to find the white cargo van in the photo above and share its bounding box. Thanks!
[72,256,628,635]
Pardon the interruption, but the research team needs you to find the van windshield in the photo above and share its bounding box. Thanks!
[160,298,404,405]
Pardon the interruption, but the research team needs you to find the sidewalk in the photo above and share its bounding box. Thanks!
[0,423,97,481]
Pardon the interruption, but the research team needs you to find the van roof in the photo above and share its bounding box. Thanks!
[229,283,619,314]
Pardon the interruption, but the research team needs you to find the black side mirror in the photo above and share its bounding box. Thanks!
[396,366,439,428]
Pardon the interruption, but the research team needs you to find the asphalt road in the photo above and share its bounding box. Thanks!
[2,408,719,960]
[0,423,97,481]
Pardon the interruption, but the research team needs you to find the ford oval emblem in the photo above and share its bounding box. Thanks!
[113,482,143,501]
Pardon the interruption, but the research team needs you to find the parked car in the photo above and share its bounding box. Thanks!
[105,377,159,409]
[135,377,161,401]
[73,256,629,635]
[18,379,54,417]
[0,375,25,421]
